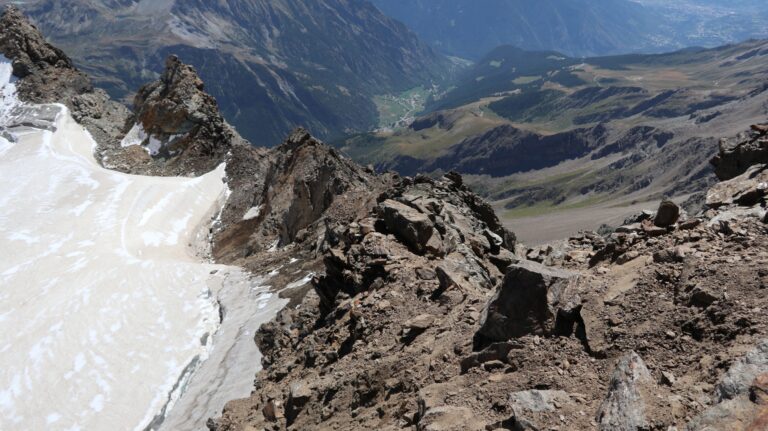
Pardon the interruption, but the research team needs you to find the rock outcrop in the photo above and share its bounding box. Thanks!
[712,123,768,181]
[475,261,581,343]
[101,55,248,176]
[595,352,657,431]
[213,128,389,267]
[0,5,128,147]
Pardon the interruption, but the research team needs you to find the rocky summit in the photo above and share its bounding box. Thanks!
[207,121,768,430]
[101,54,246,177]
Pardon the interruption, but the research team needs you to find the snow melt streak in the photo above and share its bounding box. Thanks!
[0,101,228,429]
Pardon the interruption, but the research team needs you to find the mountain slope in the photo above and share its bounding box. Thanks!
[9,0,451,146]
[338,40,768,240]
[370,0,667,59]
[370,0,768,60]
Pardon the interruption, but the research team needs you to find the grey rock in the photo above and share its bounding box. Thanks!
[715,339,768,401]
[509,390,571,413]
[596,351,653,431]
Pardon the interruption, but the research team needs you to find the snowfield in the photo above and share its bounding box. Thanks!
[0,60,286,430]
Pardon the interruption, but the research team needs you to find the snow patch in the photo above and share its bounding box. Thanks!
[120,123,176,156]
[242,205,262,221]
[120,123,148,148]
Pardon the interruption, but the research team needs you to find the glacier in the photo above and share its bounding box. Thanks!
[0,58,287,430]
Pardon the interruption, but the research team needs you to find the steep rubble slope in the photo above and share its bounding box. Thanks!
[211,122,768,430]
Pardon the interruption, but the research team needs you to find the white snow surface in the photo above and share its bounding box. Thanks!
[120,123,166,156]
[0,81,264,429]
[242,205,262,221]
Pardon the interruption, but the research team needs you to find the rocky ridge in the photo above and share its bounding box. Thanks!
[210,122,768,430]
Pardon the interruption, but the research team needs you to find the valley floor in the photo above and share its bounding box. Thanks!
[502,198,665,245]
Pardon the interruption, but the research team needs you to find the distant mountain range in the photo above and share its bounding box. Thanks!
[9,0,768,149]
[369,0,768,59]
[339,39,768,220]
[9,0,450,145]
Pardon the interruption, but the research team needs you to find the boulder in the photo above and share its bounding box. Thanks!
[654,200,681,227]
[476,260,581,344]
[706,164,768,208]
[711,128,768,181]
[596,352,655,431]
[379,199,443,256]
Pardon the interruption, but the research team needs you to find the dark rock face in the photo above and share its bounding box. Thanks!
[712,124,768,181]
[476,261,581,343]
[654,199,681,227]
[0,5,128,147]
[213,128,386,265]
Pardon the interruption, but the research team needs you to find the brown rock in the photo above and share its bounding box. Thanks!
[751,373,768,405]
[379,199,443,256]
